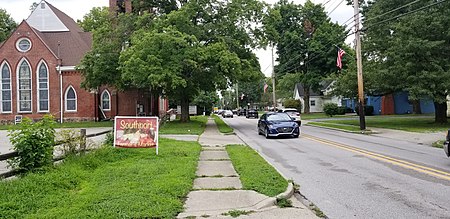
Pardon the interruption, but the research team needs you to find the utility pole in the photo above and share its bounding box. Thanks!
[271,43,276,111]
[353,0,366,130]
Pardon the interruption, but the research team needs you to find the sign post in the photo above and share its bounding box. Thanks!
[114,116,159,155]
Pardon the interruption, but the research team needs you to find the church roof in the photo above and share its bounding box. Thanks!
[26,1,91,66]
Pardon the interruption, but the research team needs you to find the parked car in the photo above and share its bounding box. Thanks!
[222,110,234,118]
[279,108,301,125]
[258,112,300,138]
[246,109,259,118]
[238,109,246,116]
[444,129,449,157]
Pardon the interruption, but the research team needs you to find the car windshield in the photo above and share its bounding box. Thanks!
[267,113,292,121]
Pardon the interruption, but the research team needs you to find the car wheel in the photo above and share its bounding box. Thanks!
[265,128,270,139]
[258,127,262,135]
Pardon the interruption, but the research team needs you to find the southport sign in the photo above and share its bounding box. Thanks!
[114,116,159,154]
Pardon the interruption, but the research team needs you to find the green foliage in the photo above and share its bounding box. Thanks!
[226,145,287,197]
[0,139,201,218]
[78,7,110,32]
[0,8,17,42]
[361,0,450,123]
[283,98,302,111]
[222,210,254,218]
[159,116,208,135]
[264,0,348,113]
[276,197,293,208]
[57,129,81,156]
[212,115,234,134]
[103,131,114,146]
[323,103,339,117]
[7,115,56,173]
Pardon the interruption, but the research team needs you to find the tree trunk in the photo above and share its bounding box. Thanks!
[303,86,310,113]
[180,95,190,123]
[434,101,448,124]
[412,99,422,114]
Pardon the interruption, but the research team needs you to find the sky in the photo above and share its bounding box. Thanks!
[1,0,354,77]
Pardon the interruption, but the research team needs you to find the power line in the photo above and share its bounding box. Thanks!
[365,0,447,29]
[327,0,345,16]
[364,0,422,22]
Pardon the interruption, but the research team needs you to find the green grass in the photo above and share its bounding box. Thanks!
[226,145,287,197]
[0,138,201,218]
[432,140,445,148]
[0,121,114,130]
[212,115,234,134]
[300,113,353,120]
[321,116,450,132]
[306,122,364,132]
[159,116,208,135]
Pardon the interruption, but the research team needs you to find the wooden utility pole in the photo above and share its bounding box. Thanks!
[353,0,366,130]
[271,43,276,111]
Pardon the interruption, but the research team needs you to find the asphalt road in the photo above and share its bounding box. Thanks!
[224,116,450,219]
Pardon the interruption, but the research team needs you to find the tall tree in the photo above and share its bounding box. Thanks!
[362,0,450,123]
[264,0,347,113]
[0,8,17,43]
[78,7,110,32]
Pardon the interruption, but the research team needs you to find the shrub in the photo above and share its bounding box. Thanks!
[323,103,339,117]
[283,99,302,111]
[104,131,114,146]
[57,129,80,156]
[337,106,346,115]
[8,115,56,173]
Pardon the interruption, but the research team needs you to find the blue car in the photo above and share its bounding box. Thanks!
[258,112,300,139]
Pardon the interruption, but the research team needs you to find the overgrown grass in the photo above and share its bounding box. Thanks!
[159,116,208,135]
[212,115,234,134]
[0,138,201,218]
[432,140,445,148]
[0,121,114,130]
[322,116,450,132]
[226,145,287,197]
[306,122,365,132]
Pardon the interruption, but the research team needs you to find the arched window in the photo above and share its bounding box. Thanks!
[101,90,111,111]
[37,61,49,112]
[17,59,32,112]
[65,86,77,112]
[1,62,12,113]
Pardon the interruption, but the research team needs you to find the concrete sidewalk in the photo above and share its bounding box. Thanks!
[177,118,318,219]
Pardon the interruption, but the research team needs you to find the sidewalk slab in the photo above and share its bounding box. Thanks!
[177,190,270,218]
[200,151,230,160]
[196,161,238,177]
[193,177,242,189]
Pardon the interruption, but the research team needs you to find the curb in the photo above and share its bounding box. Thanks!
[255,182,294,210]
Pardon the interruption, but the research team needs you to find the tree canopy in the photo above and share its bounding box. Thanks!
[0,8,17,43]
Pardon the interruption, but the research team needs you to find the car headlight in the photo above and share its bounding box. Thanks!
[268,124,274,129]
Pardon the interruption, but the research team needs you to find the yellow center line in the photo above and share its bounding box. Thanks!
[303,134,450,181]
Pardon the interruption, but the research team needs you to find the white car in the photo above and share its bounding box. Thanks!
[222,110,234,118]
[280,108,301,125]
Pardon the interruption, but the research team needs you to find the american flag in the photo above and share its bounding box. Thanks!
[336,48,346,69]
[263,83,268,93]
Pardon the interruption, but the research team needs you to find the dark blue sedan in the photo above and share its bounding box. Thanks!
[257,112,300,138]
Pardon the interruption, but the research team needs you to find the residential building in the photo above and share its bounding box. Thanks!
[293,82,341,113]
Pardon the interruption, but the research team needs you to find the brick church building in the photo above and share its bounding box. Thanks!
[0,0,168,124]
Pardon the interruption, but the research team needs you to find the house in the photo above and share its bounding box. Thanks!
[0,0,168,124]
[293,82,342,113]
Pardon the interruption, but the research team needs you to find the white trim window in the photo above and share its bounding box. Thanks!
[37,61,49,112]
[17,59,32,112]
[65,86,77,112]
[16,38,32,52]
[101,90,111,111]
[1,62,12,113]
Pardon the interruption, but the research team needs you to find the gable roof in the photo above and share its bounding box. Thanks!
[26,1,91,66]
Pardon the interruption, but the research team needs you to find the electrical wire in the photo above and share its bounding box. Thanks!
[364,0,422,22]
[364,0,447,29]
[327,0,346,16]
